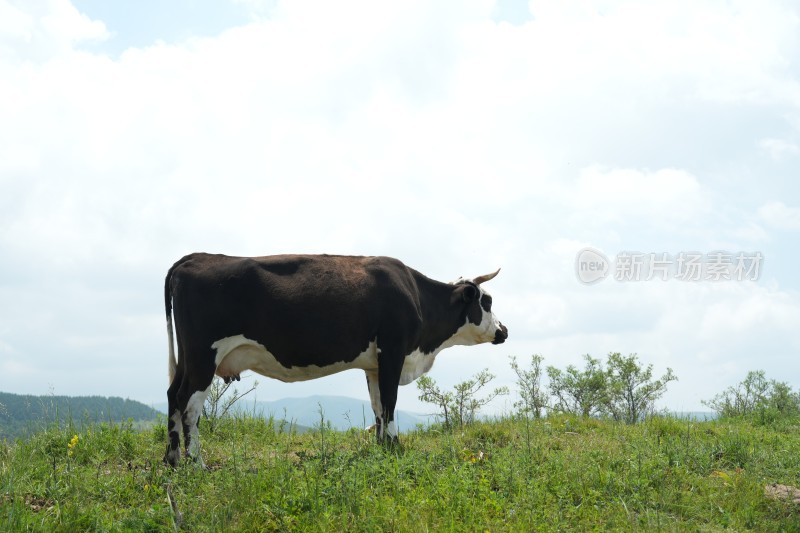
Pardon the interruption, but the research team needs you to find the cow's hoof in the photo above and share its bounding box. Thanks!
[378,435,401,449]
[164,448,180,468]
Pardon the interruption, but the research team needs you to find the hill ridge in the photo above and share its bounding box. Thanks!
[0,391,161,440]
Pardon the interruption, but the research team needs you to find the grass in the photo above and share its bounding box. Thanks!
[2,414,800,531]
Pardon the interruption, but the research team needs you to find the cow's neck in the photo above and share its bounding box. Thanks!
[414,273,470,354]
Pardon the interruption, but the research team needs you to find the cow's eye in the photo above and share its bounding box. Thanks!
[480,294,492,312]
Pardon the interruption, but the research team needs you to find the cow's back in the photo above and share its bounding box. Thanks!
[169,253,421,367]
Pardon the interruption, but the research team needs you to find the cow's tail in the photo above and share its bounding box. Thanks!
[165,260,179,385]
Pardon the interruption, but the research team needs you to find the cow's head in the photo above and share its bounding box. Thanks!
[451,269,508,345]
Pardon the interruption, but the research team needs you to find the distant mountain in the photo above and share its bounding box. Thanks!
[246,396,434,433]
[152,395,434,433]
[0,391,162,440]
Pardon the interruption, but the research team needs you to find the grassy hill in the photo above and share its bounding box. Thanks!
[0,392,161,440]
[2,414,799,531]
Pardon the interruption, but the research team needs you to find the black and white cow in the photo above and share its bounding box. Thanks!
[163,253,508,466]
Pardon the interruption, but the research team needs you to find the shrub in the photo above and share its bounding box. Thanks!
[703,370,800,423]
[417,369,509,428]
[509,354,549,418]
[202,377,259,432]
[547,355,607,418]
[603,352,677,424]
[546,353,677,424]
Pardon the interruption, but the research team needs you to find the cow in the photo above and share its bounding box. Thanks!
[163,253,508,466]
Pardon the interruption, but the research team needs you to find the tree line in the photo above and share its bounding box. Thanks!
[417,353,800,428]
[0,392,161,440]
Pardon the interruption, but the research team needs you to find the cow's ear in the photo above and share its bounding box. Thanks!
[452,283,478,305]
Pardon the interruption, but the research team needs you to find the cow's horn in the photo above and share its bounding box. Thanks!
[473,268,500,285]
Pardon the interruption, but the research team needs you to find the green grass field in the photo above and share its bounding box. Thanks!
[2,414,799,531]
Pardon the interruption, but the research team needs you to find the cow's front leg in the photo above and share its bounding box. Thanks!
[375,349,404,445]
[365,369,383,436]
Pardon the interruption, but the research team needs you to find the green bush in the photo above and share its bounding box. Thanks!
[703,370,800,424]
[546,352,676,423]
[417,369,508,428]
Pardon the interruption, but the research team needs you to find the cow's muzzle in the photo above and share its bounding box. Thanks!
[492,323,508,344]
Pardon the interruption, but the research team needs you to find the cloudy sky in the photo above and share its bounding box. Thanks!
[1,0,798,417]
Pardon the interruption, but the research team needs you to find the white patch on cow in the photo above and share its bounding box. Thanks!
[169,409,182,431]
[185,388,207,425]
[398,291,503,385]
[398,328,470,386]
[365,369,381,419]
[452,288,504,345]
[184,387,209,466]
[399,350,438,385]
[212,335,378,382]
[386,419,398,439]
[475,302,504,344]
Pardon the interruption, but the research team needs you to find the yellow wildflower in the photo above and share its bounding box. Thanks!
[68,435,79,456]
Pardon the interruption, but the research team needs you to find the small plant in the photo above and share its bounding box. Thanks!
[417,369,508,428]
[509,354,549,418]
[202,377,259,432]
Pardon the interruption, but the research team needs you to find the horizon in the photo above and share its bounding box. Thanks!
[1,389,719,420]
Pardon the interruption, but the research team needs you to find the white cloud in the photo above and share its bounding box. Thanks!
[229,0,279,18]
[0,1,33,43]
[0,0,108,62]
[570,166,706,224]
[758,201,800,231]
[700,286,799,344]
[41,0,109,43]
[760,138,800,160]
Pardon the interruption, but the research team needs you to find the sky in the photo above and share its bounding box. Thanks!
[1,0,799,417]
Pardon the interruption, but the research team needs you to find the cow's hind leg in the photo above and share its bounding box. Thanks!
[176,367,214,467]
[365,370,383,435]
[164,370,183,467]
